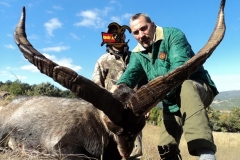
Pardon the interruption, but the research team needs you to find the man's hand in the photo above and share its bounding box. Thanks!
[110,85,120,93]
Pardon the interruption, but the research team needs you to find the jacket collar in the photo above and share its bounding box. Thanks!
[132,26,163,52]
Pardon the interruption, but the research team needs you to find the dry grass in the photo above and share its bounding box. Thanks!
[142,124,240,160]
[0,98,10,107]
[1,124,238,160]
[0,148,97,160]
[1,99,239,159]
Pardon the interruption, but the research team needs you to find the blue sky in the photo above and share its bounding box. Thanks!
[0,0,239,92]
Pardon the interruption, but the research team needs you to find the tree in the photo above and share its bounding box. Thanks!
[207,107,222,131]
[5,80,12,85]
[0,81,3,86]
[33,82,62,97]
[60,90,77,98]
[147,106,163,126]
[0,80,13,92]
[9,80,24,96]
[220,107,240,132]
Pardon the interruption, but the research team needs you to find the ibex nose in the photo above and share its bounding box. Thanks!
[120,151,131,159]
[118,144,134,158]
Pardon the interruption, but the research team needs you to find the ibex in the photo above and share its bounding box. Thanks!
[0,89,139,160]
[0,0,225,159]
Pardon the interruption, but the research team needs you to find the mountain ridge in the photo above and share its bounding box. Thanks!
[212,90,240,110]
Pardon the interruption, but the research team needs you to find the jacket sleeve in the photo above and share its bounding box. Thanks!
[92,57,106,88]
[117,52,145,88]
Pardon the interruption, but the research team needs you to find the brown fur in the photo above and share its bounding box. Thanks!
[0,96,142,160]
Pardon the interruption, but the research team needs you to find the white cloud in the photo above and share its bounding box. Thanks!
[70,33,80,40]
[28,34,39,40]
[21,65,39,72]
[43,53,82,72]
[122,13,132,20]
[15,75,27,80]
[0,1,10,7]
[45,10,53,14]
[0,70,13,79]
[101,7,112,16]
[44,18,62,36]
[109,0,118,4]
[74,7,112,29]
[18,52,81,77]
[4,44,15,49]
[0,70,8,76]
[52,5,63,10]
[110,16,121,24]
[27,3,35,8]
[74,9,102,28]
[41,46,70,52]
[6,66,18,70]
[0,70,26,81]
[212,74,240,92]
[110,13,132,25]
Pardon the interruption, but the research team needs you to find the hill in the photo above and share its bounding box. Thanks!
[156,90,240,111]
[211,90,240,111]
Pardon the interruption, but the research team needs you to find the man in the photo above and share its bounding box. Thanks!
[92,22,132,91]
[92,22,148,160]
[111,13,218,160]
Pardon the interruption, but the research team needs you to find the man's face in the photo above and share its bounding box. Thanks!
[109,28,126,51]
[130,15,155,48]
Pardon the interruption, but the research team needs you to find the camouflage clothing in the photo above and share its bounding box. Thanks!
[92,51,130,91]
[92,48,145,160]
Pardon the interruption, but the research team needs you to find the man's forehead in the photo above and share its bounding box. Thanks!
[130,17,148,30]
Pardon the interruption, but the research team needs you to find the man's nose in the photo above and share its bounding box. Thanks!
[139,31,144,38]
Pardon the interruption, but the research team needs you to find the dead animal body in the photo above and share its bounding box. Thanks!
[0,95,141,160]
[0,0,226,159]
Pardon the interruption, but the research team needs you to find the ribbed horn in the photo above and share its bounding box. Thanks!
[14,6,125,125]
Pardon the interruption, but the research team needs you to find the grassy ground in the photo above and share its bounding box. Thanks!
[0,98,239,159]
[142,124,240,160]
[0,124,239,160]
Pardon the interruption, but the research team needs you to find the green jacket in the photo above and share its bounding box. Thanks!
[117,26,218,113]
